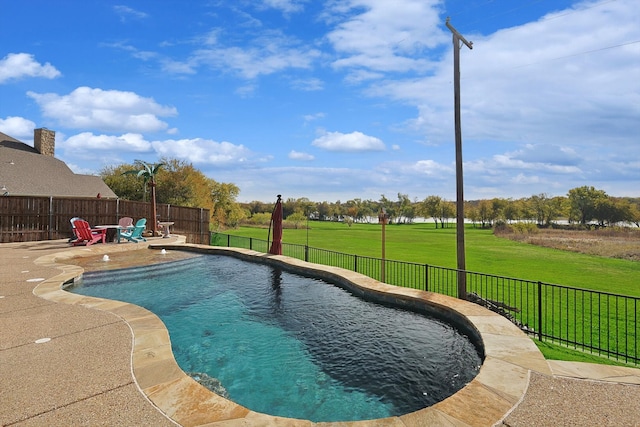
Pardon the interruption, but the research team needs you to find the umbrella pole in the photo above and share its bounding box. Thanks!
[268,195,282,255]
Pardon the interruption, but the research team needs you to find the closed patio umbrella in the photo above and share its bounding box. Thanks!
[268,195,283,255]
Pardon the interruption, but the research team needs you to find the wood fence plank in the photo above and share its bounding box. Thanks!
[0,196,209,244]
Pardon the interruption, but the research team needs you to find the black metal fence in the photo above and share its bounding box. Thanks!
[211,232,639,366]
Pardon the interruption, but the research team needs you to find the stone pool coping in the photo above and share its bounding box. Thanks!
[33,241,552,426]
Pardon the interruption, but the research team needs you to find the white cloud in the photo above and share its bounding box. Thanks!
[0,116,36,139]
[261,0,307,14]
[27,87,177,133]
[161,58,197,74]
[161,29,323,79]
[192,41,321,79]
[289,150,314,161]
[509,144,581,166]
[312,130,385,152]
[291,77,324,91]
[0,53,61,83]
[303,112,325,124]
[65,162,100,176]
[103,42,157,61]
[151,138,253,165]
[325,0,444,73]
[235,84,257,97]
[113,5,148,21]
[409,159,453,177]
[492,154,582,175]
[63,132,152,152]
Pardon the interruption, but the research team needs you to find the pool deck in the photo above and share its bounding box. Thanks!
[1,239,639,427]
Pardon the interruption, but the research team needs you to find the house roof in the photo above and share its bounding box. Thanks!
[0,131,118,198]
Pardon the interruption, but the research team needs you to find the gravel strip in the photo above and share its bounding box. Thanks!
[501,372,640,427]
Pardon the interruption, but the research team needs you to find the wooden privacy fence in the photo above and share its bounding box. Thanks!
[0,196,210,244]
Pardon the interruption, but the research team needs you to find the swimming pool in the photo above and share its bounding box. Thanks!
[71,253,482,422]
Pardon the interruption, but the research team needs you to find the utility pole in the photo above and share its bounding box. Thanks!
[379,207,387,283]
[446,17,473,300]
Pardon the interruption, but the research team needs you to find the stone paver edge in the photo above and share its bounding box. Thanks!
[30,241,550,427]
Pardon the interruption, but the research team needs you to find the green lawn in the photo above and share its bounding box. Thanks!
[228,221,640,297]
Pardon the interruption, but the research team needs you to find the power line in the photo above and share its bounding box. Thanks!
[447,0,618,35]
[446,0,546,33]
[512,40,640,69]
[490,0,619,36]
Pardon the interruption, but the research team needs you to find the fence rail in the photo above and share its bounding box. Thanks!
[211,232,639,366]
[0,196,209,244]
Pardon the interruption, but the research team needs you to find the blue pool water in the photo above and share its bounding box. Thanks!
[71,254,481,422]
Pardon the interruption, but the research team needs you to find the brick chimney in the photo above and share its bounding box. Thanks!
[34,128,55,157]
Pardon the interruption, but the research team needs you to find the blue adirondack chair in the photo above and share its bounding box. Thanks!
[119,218,147,243]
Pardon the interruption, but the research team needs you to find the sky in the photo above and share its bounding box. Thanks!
[1,0,638,203]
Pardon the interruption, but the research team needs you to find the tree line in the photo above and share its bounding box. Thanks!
[241,186,640,229]
[100,161,639,229]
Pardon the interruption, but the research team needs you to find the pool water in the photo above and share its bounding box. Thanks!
[72,254,481,422]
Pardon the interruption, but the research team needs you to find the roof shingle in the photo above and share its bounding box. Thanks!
[0,131,118,198]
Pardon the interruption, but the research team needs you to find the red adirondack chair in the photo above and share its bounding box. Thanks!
[71,219,106,246]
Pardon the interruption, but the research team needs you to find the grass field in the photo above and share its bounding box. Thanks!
[229,221,640,297]
[223,222,639,366]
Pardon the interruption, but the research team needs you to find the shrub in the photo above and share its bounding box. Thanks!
[511,222,539,234]
[494,222,539,236]
[241,212,271,227]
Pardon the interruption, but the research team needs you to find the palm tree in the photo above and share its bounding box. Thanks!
[123,160,164,236]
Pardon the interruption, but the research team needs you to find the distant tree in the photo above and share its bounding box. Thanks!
[595,197,631,226]
[246,200,269,215]
[316,201,331,221]
[396,193,414,223]
[281,197,298,219]
[296,198,316,219]
[477,199,494,228]
[210,181,244,229]
[629,202,640,227]
[245,212,271,226]
[440,200,455,228]
[546,196,567,225]
[285,211,307,229]
[379,194,397,223]
[101,164,146,201]
[490,198,508,223]
[419,195,443,228]
[567,186,608,225]
[466,203,480,227]
[527,194,547,225]
[155,158,212,209]
[517,198,535,223]
[330,200,345,221]
[502,199,519,223]
[345,198,371,223]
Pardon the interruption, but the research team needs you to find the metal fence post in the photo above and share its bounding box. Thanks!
[537,281,543,341]
[425,264,429,292]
